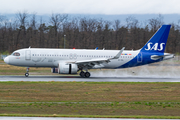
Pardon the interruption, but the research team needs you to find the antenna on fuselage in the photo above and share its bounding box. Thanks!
[29,46,31,49]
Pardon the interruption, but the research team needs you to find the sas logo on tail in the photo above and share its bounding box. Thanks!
[145,42,165,51]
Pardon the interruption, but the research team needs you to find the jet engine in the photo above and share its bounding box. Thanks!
[58,63,78,74]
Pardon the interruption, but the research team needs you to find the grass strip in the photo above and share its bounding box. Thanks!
[1,81,180,102]
[1,102,180,116]
[1,82,180,117]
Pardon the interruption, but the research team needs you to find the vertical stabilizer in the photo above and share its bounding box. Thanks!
[141,25,171,53]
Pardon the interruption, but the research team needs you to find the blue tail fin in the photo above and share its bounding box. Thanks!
[141,25,171,53]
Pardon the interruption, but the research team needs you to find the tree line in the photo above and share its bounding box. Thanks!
[0,12,180,54]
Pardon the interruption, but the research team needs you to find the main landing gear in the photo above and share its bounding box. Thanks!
[80,71,91,78]
[25,67,29,77]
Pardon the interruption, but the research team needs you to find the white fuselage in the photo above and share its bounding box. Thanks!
[6,48,139,69]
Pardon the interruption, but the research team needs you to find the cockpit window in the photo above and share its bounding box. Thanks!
[13,52,20,56]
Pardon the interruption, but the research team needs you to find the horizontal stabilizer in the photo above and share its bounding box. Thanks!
[151,53,174,60]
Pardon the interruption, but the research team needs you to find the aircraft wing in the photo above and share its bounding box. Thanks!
[76,58,109,68]
[75,58,109,64]
[67,47,125,69]
[67,58,110,69]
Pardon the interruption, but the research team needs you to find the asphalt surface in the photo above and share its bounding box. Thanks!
[0,75,180,82]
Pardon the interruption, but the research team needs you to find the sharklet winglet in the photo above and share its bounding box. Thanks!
[111,47,125,59]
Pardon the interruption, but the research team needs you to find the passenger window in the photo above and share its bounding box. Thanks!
[13,52,20,56]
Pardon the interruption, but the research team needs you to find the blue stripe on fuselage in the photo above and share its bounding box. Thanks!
[116,51,163,68]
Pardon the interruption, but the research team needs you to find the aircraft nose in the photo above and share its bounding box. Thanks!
[4,57,9,64]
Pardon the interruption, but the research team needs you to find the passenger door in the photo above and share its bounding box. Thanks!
[25,50,31,60]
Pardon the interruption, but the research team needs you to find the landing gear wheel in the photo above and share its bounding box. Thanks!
[25,73,29,77]
[25,67,29,77]
[85,72,90,78]
[80,71,85,78]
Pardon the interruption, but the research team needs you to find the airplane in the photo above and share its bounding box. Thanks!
[4,25,174,78]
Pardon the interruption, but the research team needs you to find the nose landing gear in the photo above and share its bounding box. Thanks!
[25,67,29,77]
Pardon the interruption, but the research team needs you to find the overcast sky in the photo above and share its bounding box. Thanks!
[0,0,179,15]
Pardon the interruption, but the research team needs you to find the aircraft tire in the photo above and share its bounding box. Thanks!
[85,72,90,78]
[25,73,29,77]
[80,71,85,78]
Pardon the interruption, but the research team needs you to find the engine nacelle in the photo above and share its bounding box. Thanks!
[51,68,58,73]
[58,63,78,74]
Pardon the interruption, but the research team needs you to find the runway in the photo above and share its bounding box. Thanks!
[0,75,180,82]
